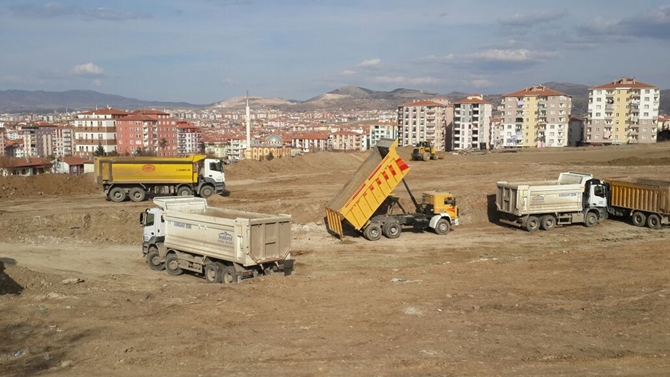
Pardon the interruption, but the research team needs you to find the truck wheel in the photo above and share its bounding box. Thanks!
[165,254,183,276]
[434,218,451,235]
[646,214,662,229]
[363,223,382,241]
[177,186,193,196]
[540,215,557,231]
[129,187,146,202]
[382,221,402,239]
[221,266,237,284]
[584,212,598,227]
[524,216,540,232]
[109,187,127,203]
[199,185,215,198]
[631,212,646,227]
[204,263,222,283]
[147,249,164,271]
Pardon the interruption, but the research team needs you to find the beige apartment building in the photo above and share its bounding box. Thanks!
[397,99,452,151]
[501,85,572,148]
[585,78,660,144]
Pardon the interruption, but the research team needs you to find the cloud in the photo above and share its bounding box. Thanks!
[424,49,562,64]
[71,63,104,77]
[371,76,443,86]
[340,70,356,76]
[579,6,670,41]
[357,58,381,68]
[464,78,494,88]
[92,79,103,87]
[9,2,150,21]
[220,78,238,86]
[498,9,568,27]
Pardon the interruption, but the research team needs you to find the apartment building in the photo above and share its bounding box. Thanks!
[585,78,660,144]
[115,114,159,155]
[73,108,128,157]
[368,121,397,149]
[292,133,329,152]
[501,85,572,148]
[177,121,201,156]
[135,110,179,157]
[54,126,73,157]
[452,95,492,151]
[330,130,364,151]
[397,100,451,151]
[0,127,5,157]
[568,117,584,147]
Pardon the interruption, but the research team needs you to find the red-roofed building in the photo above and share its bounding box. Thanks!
[73,107,128,157]
[291,133,329,152]
[0,157,52,176]
[330,130,364,151]
[397,99,451,151]
[585,78,660,145]
[115,114,159,155]
[658,115,670,131]
[451,94,492,151]
[52,156,90,175]
[501,85,572,148]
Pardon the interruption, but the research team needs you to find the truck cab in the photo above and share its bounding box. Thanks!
[421,191,459,225]
[200,158,226,194]
[139,208,166,255]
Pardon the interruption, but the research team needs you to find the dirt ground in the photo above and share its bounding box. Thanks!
[1,143,670,376]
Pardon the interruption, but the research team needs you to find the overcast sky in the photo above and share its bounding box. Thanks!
[1,0,669,104]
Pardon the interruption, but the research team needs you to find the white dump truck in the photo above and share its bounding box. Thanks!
[496,172,609,231]
[140,197,293,283]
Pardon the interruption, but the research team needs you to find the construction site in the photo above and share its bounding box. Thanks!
[1,143,670,376]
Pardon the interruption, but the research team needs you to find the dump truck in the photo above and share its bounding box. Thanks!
[496,172,609,231]
[95,154,225,202]
[411,141,437,161]
[325,138,459,241]
[140,197,293,283]
[606,178,670,229]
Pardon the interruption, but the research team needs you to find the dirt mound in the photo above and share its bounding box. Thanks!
[225,151,368,179]
[0,174,99,199]
[590,157,670,166]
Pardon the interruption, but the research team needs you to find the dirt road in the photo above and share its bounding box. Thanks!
[1,144,670,376]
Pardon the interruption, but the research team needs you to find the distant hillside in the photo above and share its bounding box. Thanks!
[212,95,294,109]
[0,90,201,113]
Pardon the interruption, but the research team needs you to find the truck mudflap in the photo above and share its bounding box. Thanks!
[325,208,345,238]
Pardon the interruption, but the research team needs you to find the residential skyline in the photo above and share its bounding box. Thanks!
[2,1,670,104]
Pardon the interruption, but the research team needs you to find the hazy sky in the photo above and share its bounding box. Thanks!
[1,0,670,104]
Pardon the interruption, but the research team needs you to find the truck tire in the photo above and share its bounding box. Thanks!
[221,266,237,284]
[631,212,646,227]
[647,214,662,229]
[434,218,451,235]
[204,263,221,283]
[129,187,146,202]
[363,223,382,241]
[109,187,127,203]
[524,216,540,232]
[165,254,183,276]
[382,221,402,239]
[147,249,164,271]
[199,185,215,198]
[540,215,557,231]
[584,212,598,227]
[177,186,193,197]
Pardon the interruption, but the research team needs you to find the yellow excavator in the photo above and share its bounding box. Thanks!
[411,141,437,161]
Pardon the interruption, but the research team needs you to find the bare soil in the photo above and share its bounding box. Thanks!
[1,143,670,376]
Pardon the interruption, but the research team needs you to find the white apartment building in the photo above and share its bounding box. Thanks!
[368,121,397,150]
[452,95,492,151]
[73,108,128,157]
[585,78,660,144]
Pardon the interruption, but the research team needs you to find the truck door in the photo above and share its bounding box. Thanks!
[586,180,607,209]
[204,159,225,183]
[142,209,165,242]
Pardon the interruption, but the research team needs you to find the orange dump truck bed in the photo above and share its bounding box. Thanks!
[325,139,410,238]
[606,178,670,215]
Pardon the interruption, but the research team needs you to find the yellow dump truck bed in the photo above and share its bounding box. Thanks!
[95,155,206,185]
[606,178,670,215]
[325,139,410,238]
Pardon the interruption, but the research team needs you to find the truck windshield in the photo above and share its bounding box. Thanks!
[209,161,223,172]
[145,212,154,227]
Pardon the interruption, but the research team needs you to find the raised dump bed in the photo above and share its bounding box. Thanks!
[325,139,410,238]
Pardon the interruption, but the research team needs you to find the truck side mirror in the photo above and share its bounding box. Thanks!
[139,213,144,226]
